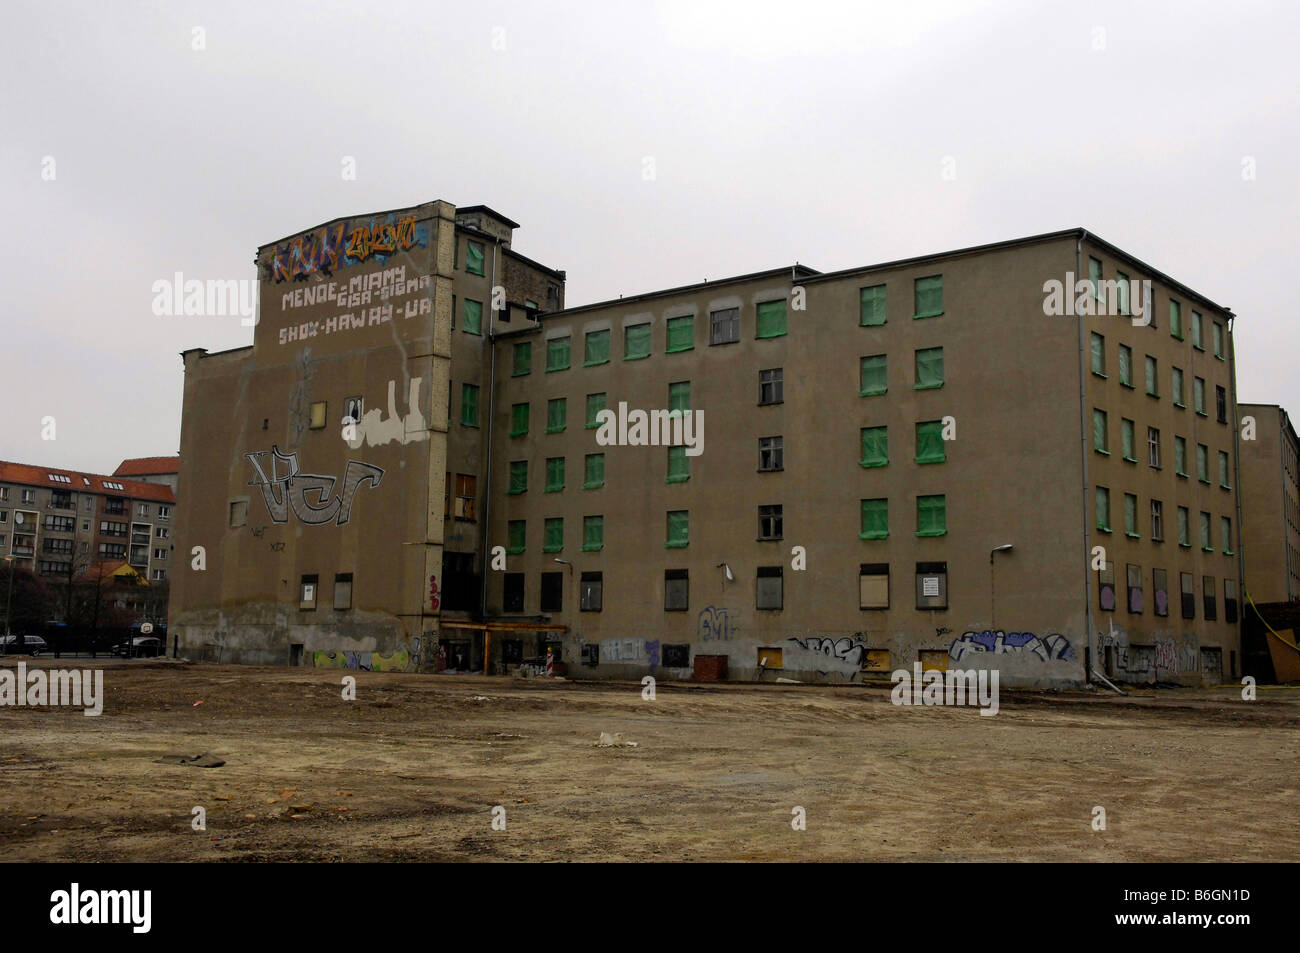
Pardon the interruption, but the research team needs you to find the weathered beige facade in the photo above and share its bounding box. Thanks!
[1238,403,1300,604]
[173,215,1242,687]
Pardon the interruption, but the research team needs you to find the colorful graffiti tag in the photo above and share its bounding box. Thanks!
[697,605,738,641]
[264,215,428,283]
[313,650,409,672]
[947,629,1076,663]
[245,446,383,526]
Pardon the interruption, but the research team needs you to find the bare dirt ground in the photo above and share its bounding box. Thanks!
[1,660,1297,862]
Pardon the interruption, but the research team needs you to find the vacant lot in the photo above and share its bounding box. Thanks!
[1,660,1297,862]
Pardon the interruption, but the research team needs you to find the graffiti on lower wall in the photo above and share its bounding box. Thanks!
[1155,635,1199,674]
[783,635,868,679]
[313,650,409,672]
[948,630,1076,663]
[346,378,429,449]
[246,446,383,526]
[697,606,739,641]
[599,638,660,667]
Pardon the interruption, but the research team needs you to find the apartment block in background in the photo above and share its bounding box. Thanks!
[1238,403,1300,604]
[114,456,180,493]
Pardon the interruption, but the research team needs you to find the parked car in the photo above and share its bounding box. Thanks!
[0,635,49,656]
[111,637,163,658]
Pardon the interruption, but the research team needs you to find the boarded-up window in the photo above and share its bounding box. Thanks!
[503,573,524,613]
[860,563,889,609]
[309,401,327,430]
[916,561,947,610]
[756,566,783,610]
[665,570,688,611]
[229,500,248,528]
[333,572,353,611]
[757,647,784,668]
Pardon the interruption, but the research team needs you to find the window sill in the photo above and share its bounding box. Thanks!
[860,389,887,398]
[1095,449,1110,456]
[665,346,694,354]
[507,489,527,496]
[1199,479,1211,485]
[581,545,603,553]
[1202,547,1215,553]
[665,542,689,549]
[584,423,601,430]
[463,330,483,337]
[1173,401,1186,409]
[757,537,783,543]
[859,461,888,469]
[1120,382,1135,389]
[461,423,480,429]
[666,475,690,484]
[1193,344,1205,352]
[709,339,740,347]
[1126,533,1141,539]
[1097,526,1112,534]
[913,311,944,320]
[511,371,530,378]
[1093,372,1108,380]
[1122,456,1137,464]
[505,547,524,556]
[915,530,947,538]
[1176,472,1188,479]
[1196,411,1208,418]
[583,360,610,368]
[860,319,887,328]
[758,400,784,407]
[544,427,566,435]
[510,431,527,438]
[916,457,946,465]
[913,383,944,391]
[1220,484,1232,491]
[1146,392,1160,399]
[546,367,570,373]
[755,332,787,340]
[542,549,563,555]
[544,487,564,494]
[623,354,650,362]
[758,467,784,474]
[859,533,888,541]
[1214,355,1225,362]
[1179,542,1192,548]
[582,482,604,490]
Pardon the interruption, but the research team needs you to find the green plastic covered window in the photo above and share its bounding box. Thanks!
[1170,300,1182,340]
[1172,367,1184,406]
[1118,345,1132,387]
[916,494,946,537]
[546,398,566,433]
[915,420,946,464]
[860,426,888,468]
[666,315,694,353]
[506,520,525,555]
[860,284,886,326]
[756,301,787,339]
[666,510,689,548]
[1145,356,1158,396]
[860,354,887,396]
[1213,322,1224,359]
[669,381,690,414]
[460,383,479,427]
[508,460,528,495]
[463,299,482,335]
[466,241,484,276]
[1178,507,1190,546]
[510,402,529,437]
[915,347,944,389]
[667,446,689,483]
[545,457,565,493]
[586,393,606,429]
[1219,451,1231,488]
[1122,419,1136,462]
[1175,437,1187,476]
[1095,487,1111,532]
[512,341,531,377]
[624,323,651,360]
[860,498,888,540]
[1091,332,1106,377]
[1124,494,1139,537]
[583,453,605,489]
[1093,409,1108,454]
[1194,377,1206,414]
[543,517,564,553]
[582,516,603,552]
[914,275,943,318]
[547,336,570,372]
[584,329,610,366]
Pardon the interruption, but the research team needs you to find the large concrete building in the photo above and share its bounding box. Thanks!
[172,207,1243,686]
[1238,403,1300,604]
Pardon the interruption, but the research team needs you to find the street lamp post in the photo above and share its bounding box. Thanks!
[553,558,574,664]
[3,556,15,652]
[989,544,1014,630]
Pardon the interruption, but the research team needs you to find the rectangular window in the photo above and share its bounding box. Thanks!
[545,457,565,492]
[1127,564,1143,613]
[1118,345,1132,387]
[669,381,690,414]
[1200,511,1213,551]
[1175,436,1187,476]
[914,275,943,318]
[1221,516,1234,554]
[624,322,651,359]
[1096,486,1111,532]
[1213,322,1225,359]
[756,300,787,338]
[586,392,606,428]
[860,354,887,396]
[1219,450,1231,488]
[547,335,571,372]
[512,341,531,376]
[1194,377,1206,415]
[299,574,318,611]
[583,453,605,489]
[666,510,689,548]
[1116,271,1131,314]
[1203,575,1217,620]
[1169,299,1182,339]
[916,561,948,610]
[914,346,944,389]
[1124,493,1139,537]
[1192,311,1203,348]
[1093,409,1109,454]
[860,284,886,326]
[582,515,604,552]
[543,517,564,553]
[546,397,566,433]
[916,494,946,537]
[506,519,526,555]
[463,299,483,335]
[710,307,739,345]
[915,420,946,464]
[1172,366,1184,406]
[666,315,694,352]
[860,563,889,609]
[1197,444,1209,483]
[333,573,353,611]
[584,329,610,365]
[1145,356,1158,396]
[454,474,477,520]
[503,573,524,613]
[665,570,689,611]
[460,383,479,426]
[759,436,784,472]
[756,566,783,610]
[1224,579,1239,623]
[758,504,783,540]
[1091,332,1106,376]
[1122,418,1136,461]
[466,240,484,276]
[667,445,690,483]
[759,368,783,405]
[540,572,563,612]
[580,572,603,612]
[1181,572,1195,619]
[510,402,529,437]
[860,498,888,540]
[508,460,528,495]
[1216,386,1227,424]
[1089,257,1103,299]
[1178,506,1190,547]
[1148,427,1161,468]
[860,426,888,468]
[309,401,327,430]
[229,500,248,528]
[1153,568,1169,617]
[1150,499,1164,541]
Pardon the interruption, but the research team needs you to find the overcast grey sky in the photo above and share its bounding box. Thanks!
[3,0,1297,473]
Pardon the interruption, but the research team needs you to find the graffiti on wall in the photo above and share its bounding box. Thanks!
[783,635,870,680]
[1155,635,1199,674]
[1154,637,1177,672]
[948,629,1076,663]
[245,446,383,526]
[264,215,429,284]
[599,638,660,666]
[697,605,738,641]
[313,650,409,672]
[346,378,429,449]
